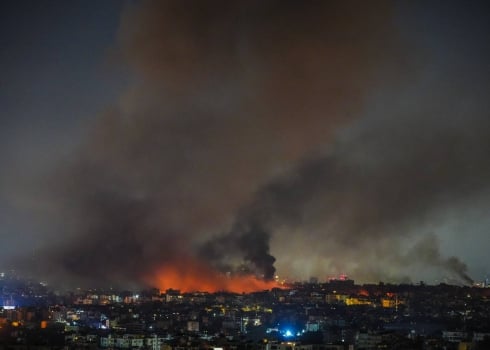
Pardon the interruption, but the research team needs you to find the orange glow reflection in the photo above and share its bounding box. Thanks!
[358,289,369,297]
[146,259,279,293]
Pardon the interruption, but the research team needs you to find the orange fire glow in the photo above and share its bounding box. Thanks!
[358,289,370,297]
[146,259,279,293]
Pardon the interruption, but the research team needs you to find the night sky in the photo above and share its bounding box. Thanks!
[1,0,489,289]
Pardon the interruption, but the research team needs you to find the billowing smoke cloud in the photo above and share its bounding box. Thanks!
[405,234,473,284]
[12,0,490,288]
[199,220,276,280]
[14,0,404,289]
[245,85,490,284]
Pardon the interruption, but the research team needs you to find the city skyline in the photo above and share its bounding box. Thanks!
[1,0,490,291]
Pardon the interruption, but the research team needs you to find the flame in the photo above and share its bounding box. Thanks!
[358,289,369,297]
[146,258,279,293]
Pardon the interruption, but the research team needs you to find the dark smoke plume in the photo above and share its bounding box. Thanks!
[200,220,276,280]
[13,0,403,289]
[405,234,473,284]
[11,0,489,288]
[239,86,490,284]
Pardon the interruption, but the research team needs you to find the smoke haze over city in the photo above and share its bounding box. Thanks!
[1,0,489,291]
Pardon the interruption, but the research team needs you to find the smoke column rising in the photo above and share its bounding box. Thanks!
[12,0,490,288]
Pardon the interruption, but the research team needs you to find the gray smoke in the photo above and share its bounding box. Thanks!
[199,219,276,280]
[243,85,489,284]
[10,0,403,288]
[9,0,490,288]
[404,234,473,284]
